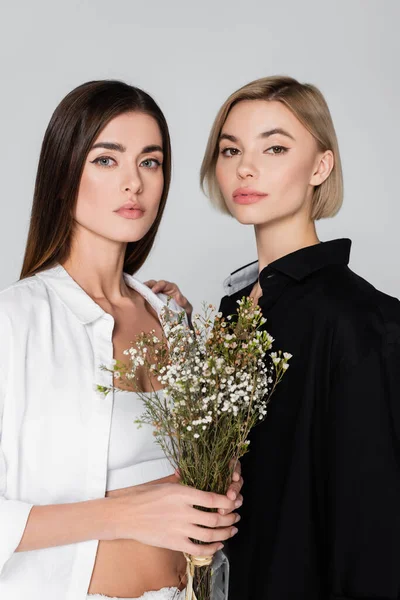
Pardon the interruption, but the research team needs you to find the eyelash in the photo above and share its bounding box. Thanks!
[91,156,162,169]
[140,158,162,169]
[220,145,289,157]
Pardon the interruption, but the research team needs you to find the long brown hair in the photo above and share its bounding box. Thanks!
[20,80,172,279]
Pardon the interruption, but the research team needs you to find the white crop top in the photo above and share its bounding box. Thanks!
[106,388,175,491]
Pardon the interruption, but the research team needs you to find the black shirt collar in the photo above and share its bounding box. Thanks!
[259,239,352,288]
[223,239,352,298]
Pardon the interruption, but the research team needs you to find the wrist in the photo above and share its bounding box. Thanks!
[92,496,120,542]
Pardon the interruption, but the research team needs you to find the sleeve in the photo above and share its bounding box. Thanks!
[327,332,400,599]
[0,363,34,574]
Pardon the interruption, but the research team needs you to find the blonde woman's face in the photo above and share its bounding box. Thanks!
[215,100,331,225]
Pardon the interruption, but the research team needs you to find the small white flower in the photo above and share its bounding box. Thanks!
[194,433,200,439]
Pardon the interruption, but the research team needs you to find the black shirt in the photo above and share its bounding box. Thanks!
[220,239,400,600]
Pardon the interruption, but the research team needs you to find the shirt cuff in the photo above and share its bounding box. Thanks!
[0,498,33,574]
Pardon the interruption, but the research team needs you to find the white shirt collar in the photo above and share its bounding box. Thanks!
[36,264,181,325]
[223,260,259,296]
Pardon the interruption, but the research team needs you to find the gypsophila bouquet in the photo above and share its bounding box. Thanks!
[98,297,291,600]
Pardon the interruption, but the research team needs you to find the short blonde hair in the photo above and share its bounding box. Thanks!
[200,75,343,220]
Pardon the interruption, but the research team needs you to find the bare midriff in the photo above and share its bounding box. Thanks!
[87,473,187,598]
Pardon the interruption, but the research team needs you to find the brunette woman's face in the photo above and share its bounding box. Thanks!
[75,111,164,242]
[215,100,333,225]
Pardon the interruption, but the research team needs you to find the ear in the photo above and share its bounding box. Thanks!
[310,150,334,186]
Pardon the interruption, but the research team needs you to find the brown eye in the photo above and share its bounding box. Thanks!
[221,147,240,157]
[266,146,288,155]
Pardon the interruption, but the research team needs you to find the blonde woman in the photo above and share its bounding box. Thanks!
[149,76,400,600]
[0,80,241,600]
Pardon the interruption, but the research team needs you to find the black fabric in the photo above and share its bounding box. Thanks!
[219,239,400,600]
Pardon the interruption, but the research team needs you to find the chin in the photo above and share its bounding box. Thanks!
[101,222,155,244]
[120,229,154,243]
[234,214,259,225]
[229,206,277,226]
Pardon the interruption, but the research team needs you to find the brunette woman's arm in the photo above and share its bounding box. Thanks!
[15,483,239,555]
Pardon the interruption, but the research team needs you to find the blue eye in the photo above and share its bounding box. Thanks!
[91,156,116,168]
[140,158,161,169]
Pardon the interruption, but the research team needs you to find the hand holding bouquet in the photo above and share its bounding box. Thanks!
[99,297,291,600]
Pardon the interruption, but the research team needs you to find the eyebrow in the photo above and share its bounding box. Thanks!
[142,144,163,154]
[90,142,163,154]
[219,127,295,144]
[91,142,126,152]
[260,128,295,141]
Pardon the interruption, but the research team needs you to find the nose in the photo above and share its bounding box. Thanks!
[121,166,143,194]
[236,155,259,180]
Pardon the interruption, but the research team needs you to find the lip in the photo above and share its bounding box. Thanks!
[114,202,145,220]
[232,188,268,205]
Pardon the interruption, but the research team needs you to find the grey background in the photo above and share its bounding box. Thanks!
[1,0,399,312]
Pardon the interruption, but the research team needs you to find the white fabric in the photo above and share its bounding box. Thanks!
[106,388,174,491]
[0,264,184,600]
[86,550,229,599]
[87,588,185,600]
[223,259,258,296]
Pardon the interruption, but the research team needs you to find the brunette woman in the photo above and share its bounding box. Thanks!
[0,80,241,600]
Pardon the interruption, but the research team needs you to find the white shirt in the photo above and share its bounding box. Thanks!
[106,388,174,491]
[223,260,258,296]
[0,264,182,599]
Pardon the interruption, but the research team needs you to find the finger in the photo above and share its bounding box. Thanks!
[188,524,238,544]
[182,299,193,315]
[226,476,244,501]
[151,280,168,294]
[184,540,224,557]
[176,293,189,308]
[230,458,241,480]
[218,494,243,515]
[144,280,157,289]
[187,489,236,512]
[190,507,239,529]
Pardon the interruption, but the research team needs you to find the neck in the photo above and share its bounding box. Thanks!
[255,214,319,273]
[61,224,129,302]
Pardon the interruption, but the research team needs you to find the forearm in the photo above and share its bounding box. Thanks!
[16,497,115,552]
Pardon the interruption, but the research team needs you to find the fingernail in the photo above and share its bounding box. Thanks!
[235,514,241,523]
[231,527,238,535]
[217,543,224,550]
[235,499,242,508]
[229,492,237,501]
